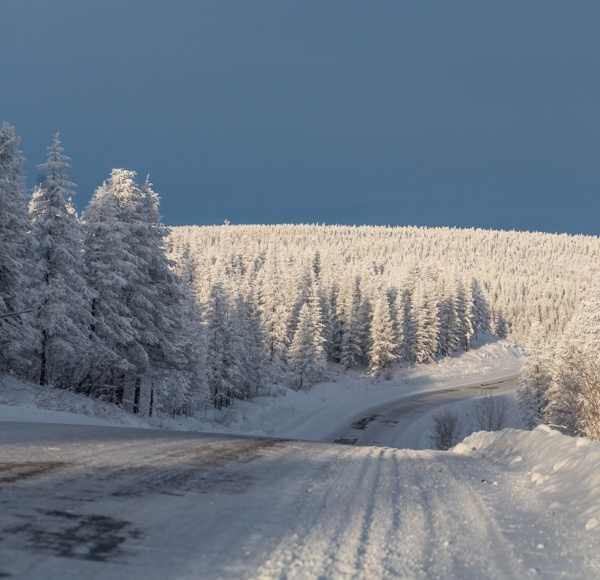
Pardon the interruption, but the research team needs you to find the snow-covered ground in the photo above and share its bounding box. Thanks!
[1,334,523,445]
[2,336,600,577]
[1,421,599,579]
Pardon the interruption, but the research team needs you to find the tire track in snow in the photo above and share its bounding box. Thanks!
[432,454,531,579]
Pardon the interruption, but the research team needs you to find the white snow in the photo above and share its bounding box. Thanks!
[2,336,600,577]
[0,375,150,428]
[455,425,600,531]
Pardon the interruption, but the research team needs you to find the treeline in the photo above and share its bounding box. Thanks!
[0,125,205,415]
[518,275,600,441]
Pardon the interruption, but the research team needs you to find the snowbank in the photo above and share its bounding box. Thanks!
[454,426,600,530]
[0,375,150,428]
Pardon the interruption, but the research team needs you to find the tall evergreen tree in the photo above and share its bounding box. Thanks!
[517,322,551,429]
[29,134,91,387]
[82,178,141,399]
[369,294,397,376]
[287,294,326,390]
[205,281,232,408]
[83,169,195,414]
[0,123,36,374]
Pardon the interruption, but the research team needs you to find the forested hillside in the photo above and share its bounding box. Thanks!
[170,224,599,343]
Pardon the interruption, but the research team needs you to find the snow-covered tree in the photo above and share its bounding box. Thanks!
[414,283,438,364]
[517,322,551,429]
[82,169,196,415]
[205,281,232,408]
[287,294,326,390]
[470,278,491,339]
[338,277,363,369]
[368,294,397,376]
[437,281,459,357]
[0,123,36,374]
[29,134,92,387]
[544,275,600,439]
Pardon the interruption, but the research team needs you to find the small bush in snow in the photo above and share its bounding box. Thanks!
[431,410,463,450]
[475,391,507,431]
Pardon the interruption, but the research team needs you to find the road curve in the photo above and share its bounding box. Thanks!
[328,375,519,449]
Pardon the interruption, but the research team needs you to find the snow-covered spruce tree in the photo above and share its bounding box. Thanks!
[29,134,92,387]
[413,282,438,364]
[227,293,268,400]
[493,308,509,339]
[83,170,197,415]
[545,335,583,435]
[287,295,326,391]
[436,280,459,357]
[455,278,474,351]
[338,276,363,369]
[82,180,137,398]
[205,281,232,408]
[257,257,289,382]
[545,275,600,439]
[517,322,552,429]
[0,123,37,375]
[132,176,202,415]
[470,278,491,339]
[398,289,416,364]
[368,294,397,377]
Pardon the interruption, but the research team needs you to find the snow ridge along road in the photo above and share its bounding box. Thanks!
[1,421,599,579]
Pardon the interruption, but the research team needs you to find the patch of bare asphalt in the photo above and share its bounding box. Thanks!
[103,438,290,498]
[0,462,67,484]
[351,415,378,431]
[333,437,358,445]
[5,510,141,562]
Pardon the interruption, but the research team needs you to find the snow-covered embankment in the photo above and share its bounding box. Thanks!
[455,425,600,531]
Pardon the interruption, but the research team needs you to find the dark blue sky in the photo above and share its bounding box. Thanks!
[2,1,600,234]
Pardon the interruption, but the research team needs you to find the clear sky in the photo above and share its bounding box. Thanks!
[1,1,599,234]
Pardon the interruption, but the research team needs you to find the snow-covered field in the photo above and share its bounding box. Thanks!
[2,336,600,578]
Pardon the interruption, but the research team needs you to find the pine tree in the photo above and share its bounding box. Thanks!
[545,275,600,439]
[29,134,92,387]
[399,289,416,364]
[82,179,141,399]
[339,277,363,369]
[517,322,551,429]
[0,123,36,374]
[205,281,232,408]
[83,170,195,414]
[368,294,397,376]
[470,278,491,339]
[287,294,326,390]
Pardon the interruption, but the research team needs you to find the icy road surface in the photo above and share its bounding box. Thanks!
[329,377,518,449]
[1,422,598,579]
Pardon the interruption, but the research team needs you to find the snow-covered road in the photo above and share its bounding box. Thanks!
[1,421,598,579]
[329,376,518,449]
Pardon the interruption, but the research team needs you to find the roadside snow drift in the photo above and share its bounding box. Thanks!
[455,426,600,531]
